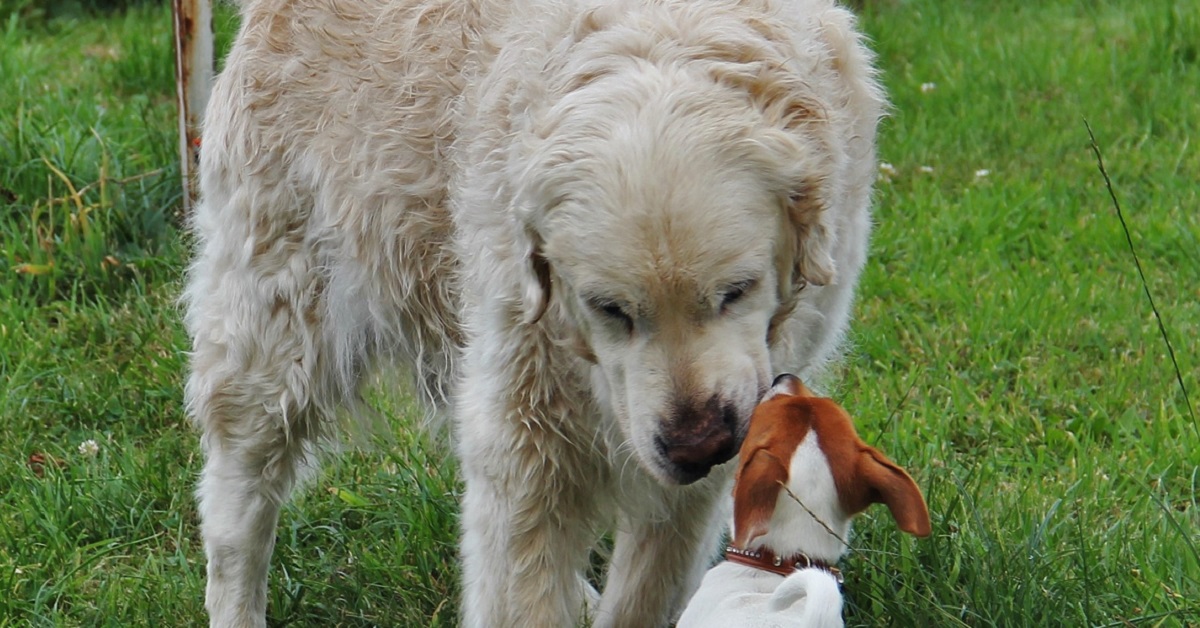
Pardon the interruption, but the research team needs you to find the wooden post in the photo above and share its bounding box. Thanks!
[172,0,214,216]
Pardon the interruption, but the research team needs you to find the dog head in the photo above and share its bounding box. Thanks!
[502,9,879,485]
[731,374,931,561]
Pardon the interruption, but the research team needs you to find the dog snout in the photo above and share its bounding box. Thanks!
[655,396,740,484]
[761,373,805,401]
[772,373,800,388]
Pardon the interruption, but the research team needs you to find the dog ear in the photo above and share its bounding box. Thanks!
[708,49,842,293]
[857,447,931,537]
[784,184,837,288]
[746,76,839,290]
[740,129,839,294]
[732,448,789,547]
[517,224,552,325]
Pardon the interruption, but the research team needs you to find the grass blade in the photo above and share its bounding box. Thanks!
[1084,120,1198,436]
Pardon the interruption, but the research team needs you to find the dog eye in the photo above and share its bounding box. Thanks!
[722,287,746,306]
[588,299,634,331]
[600,303,627,319]
[721,279,757,311]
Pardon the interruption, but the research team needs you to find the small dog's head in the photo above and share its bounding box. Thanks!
[731,374,931,560]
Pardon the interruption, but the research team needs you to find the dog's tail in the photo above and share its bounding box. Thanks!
[766,569,845,627]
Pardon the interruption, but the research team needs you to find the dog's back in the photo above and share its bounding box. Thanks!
[767,569,843,626]
[679,562,844,627]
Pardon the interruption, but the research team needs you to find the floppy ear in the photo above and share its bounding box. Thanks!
[732,449,789,547]
[784,184,837,288]
[504,96,561,326]
[717,66,839,291]
[508,162,554,325]
[517,224,552,325]
[858,447,932,537]
[746,73,839,289]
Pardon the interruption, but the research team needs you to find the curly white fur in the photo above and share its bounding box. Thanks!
[184,0,883,625]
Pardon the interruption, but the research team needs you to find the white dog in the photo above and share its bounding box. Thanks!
[183,0,884,625]
[677,374,930,628]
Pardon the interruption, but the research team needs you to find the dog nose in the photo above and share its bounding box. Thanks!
[762,373,802,401]
[656,398,739,483]
[773,373,800,388]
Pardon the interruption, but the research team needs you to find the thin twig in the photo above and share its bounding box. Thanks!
[37,167,167,206]
[776,480,969,626]
[79,168,166,194]
[777,480,850,549]
[41,158,85,212]
[1084,120,1198,435]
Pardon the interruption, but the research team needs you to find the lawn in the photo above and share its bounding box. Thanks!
[1,0,1197,625]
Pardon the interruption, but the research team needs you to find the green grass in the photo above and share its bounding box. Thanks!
[1,0,1197,625]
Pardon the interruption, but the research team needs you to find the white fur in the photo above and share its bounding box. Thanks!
[754,435,851,561]
[184,0,883,625]
[678,563,844,628]
[677,435,850,628]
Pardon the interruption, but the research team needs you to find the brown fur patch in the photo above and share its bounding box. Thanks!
[732,383,931,547]
[805,398,932,537]
[730,386,815,547]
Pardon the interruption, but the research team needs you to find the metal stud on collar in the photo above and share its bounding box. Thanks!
[726,545,844,585]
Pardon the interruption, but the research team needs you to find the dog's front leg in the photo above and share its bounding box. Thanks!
[593,470,732,628]
[456,370,605,627]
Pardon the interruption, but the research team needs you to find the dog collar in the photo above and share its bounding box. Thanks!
[724,546,844,583]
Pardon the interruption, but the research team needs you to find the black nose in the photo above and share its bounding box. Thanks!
[773,373,800,388]
[656,396,740,484]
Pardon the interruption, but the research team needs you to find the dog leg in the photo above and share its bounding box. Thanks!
[455,362,605,627]
[593,474,730,628]
[188,313,328,628]
[196,433,308,628]
[459,476,598,627]
[185,202,341,626]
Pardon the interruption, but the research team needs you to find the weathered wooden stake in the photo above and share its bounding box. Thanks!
[172,0,214,216]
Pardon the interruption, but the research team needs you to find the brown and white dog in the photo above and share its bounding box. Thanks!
[677,374,931,628]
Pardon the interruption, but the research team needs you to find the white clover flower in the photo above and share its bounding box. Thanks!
[974,168,991,179]
[919,165,934,174]
[878,162,897,180]
[78,439,100,457]
[920,82,937,93]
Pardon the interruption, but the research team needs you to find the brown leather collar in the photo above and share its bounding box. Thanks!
[725,546,844,583]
